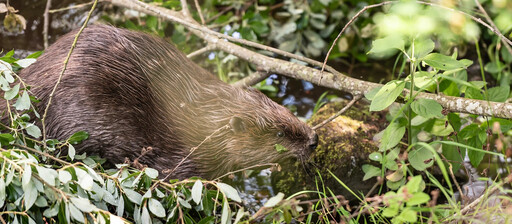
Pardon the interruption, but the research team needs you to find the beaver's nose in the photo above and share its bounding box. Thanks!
[308,133,319,151]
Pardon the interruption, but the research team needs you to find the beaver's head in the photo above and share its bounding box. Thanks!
[194,88,318,179]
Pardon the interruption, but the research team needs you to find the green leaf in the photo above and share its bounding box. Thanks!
[234,207,245,224]
[74,167,93,191]
[264,192,284,208]
[35,166,57,186]
[67,131,89,144]
[410,38,434,60]
[24,181,38,210]
[405,175,425,193]
[217,183,241,203]
[191,180,203,205]
[427,119,454,136]
[386,169,404,182]
[274,144,288,153]
[68,203,85,223]
[4,83,19,100]
[379,121,406,151]
[26,51,43,59]
[467,134,485,167]
[369,152,382,162]
[117,195,124,217]
[25,124,42,138]
[423,53,468,71]
[411,98,443,119]
[148,198,166,218]
[221,201,230,224]
[370,80,405,111]
[362,164,381,181]
[412,71,436,89]
[448,113,462,132]
[0,133,14,147]
[382,205,399,217]
[0,178,5,208]
[442,142,464,172]
[124,188,142,205]
[396,208,417,223]
[465,87,483,100]
[144,168,158,179]
[58,170,72,184]
[22,163,32,187]
[368,35,405,54]
[487,85,510,102]
[408,147,434,171]
[407,192,430,206]
[459,124,480,139]
[141,206,151,224]
[43,203,60,218]
[364,86,381,101]
[68,144,75,161]
[15,58,37,68]
[70,197,97,213]
[14,90,30,111]
[35,196,48,207]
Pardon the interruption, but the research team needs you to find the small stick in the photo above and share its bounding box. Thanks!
[193,0,205,25]
[473,0,512,56]
[313,95,363,130]
[48,1,94,13]
[186,44,215,58]
[43,0,52,49]
[232,71,269,88]
[41,0,99,148]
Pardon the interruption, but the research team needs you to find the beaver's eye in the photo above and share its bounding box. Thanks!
[277,131,285,137]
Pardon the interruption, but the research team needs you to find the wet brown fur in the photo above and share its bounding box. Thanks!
[10,25,318,179]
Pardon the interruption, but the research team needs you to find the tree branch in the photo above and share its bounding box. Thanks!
[104,0,512,119]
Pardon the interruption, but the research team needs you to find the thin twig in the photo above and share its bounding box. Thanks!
[205,5,234,24]
[179,0,189,17]
[48,1,95,13]
[473,0,512,56]
[14,143,70,165]
[417,0,512,47]
[313,95,363,130]
[450,174,512,219]
[186,44,215,58]
[232,71,269,88]
[43,0,52,49]
[321,1,392,73]
[41,0,99,148]
[193,0,205,25]
[161,124,230,182]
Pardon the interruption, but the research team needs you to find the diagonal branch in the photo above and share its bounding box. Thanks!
[105,0,512,119]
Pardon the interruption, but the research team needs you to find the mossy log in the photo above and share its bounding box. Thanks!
[272,100,387,200]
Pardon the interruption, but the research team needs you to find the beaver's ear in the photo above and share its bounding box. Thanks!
[229,116,246,133]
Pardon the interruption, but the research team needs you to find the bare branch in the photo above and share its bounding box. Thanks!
[105,0,512,119]
[187,44,215,58]
[473,0,512,56]
[43,0,52,49]
[193,0,205,25]
[232,71,269,88]
[313,95,363,130]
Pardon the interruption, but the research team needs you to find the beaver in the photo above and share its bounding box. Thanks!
[10,25,318,179]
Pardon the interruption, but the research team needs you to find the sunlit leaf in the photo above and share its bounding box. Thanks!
[217,183,241,203]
